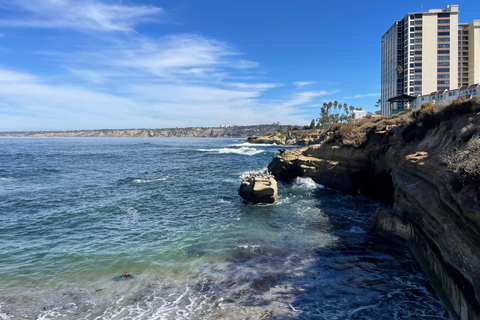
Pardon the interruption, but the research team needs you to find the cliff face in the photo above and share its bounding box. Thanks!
[268,100,480,320]
[0,125,282,138]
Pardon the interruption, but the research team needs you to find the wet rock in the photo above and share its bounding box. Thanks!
[238,173,277,204]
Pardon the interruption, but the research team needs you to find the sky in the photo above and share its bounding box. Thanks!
[0,0,479,131]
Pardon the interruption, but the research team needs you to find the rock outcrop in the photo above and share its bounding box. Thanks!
[246,129,325,146]
[268,99,480,320]
[238,172,278,204]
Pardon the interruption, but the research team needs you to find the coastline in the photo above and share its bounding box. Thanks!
[268,98,480,320]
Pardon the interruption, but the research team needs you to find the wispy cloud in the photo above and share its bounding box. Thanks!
[0,68,315,130]
[0,1,326,130]
[0,0,163,32]
[343,93,380,99]
[293,81,315,87]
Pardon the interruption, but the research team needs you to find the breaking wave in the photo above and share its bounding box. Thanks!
[197,147,264,156]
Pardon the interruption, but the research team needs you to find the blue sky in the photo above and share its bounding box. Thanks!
[0,0,479,131]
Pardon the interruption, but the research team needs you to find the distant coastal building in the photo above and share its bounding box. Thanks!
[414,83,479,108]
[352,110,367,119]
[381,5,480,116]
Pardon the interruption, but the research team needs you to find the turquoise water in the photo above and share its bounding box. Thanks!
[0,138,449,319]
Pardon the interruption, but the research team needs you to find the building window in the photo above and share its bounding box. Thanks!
[414,50,422,54]
[414,87,422,91]
[438,62,450,66]
[438,56,449,60]
[438,74,449,78]
[438,44,450,48]
[415,63,422,67]
[438,31,450,36]
[410,39,415,44]
[438,50,450,54]
[438,25,450,30]
[438,19,450,24]
[415,81,422,85]
[415,26,422,31]
[415,75,422,79]
[415,56,422,61]
[438,86,449,90]
[410,63,414,68]
[438,80,450,84]
[415,45,422,49]
[415,38,422,43]
[438,13,450,18]
[410,21,415,26]
[415,33,422,37]
[410,27,415,32]
[438,68,450,72]
[438,38,450,42]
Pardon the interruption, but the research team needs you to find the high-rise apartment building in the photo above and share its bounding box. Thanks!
[381,5,480,116]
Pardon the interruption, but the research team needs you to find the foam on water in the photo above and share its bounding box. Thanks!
[132,177,168,183]
[236,142,278,147]
[0,177,14,182]
[292,176,325,190]
[196,147,264,156]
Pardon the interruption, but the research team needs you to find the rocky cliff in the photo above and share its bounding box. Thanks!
[268,98,480,320]
[0,124,282,138]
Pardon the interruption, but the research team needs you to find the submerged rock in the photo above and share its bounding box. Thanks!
[238,172,278,204]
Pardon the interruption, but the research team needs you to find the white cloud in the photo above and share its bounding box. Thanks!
[0,2,330,130]
[0,0,163,32]
[293,81,315,87]
[0,68,315,131]
[343,93,380,99]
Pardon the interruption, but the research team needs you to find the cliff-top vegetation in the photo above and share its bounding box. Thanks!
[324,96,480,188]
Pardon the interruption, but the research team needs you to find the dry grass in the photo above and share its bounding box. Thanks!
[441,135,480,186]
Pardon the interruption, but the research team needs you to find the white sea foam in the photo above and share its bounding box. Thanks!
[0,177,14,182]
[237,142,278,147]
[293,177,324,190]
[197,147,264,156]
[132,177,168,184]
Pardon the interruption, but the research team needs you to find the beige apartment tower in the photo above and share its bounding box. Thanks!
[381,5,480,116]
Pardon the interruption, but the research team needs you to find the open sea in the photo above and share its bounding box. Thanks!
[0,137,450,320]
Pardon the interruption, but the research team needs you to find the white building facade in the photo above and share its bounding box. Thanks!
[381,5,480,116]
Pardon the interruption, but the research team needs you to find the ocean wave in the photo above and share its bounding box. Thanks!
[293,177,324,190]
[132,177,168,184]
[197,147,264,156]
[0,177,14,182]
[237,142,278,147]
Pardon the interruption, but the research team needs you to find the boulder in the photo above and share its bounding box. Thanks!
[238,175,278,204]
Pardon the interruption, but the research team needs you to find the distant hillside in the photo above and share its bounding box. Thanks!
[0,124,284,138]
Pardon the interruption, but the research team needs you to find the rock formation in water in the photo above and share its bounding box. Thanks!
[268,98,480,320]
[246,129,324,146]
[238,171,278,204]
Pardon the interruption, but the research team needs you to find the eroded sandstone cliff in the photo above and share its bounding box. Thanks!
[268,98,480,320]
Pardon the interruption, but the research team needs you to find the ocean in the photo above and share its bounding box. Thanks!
[0,137,450,319]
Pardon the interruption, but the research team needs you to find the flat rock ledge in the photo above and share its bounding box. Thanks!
[238,171,278,204]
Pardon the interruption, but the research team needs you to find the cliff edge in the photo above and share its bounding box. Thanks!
[268,98,480,320]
